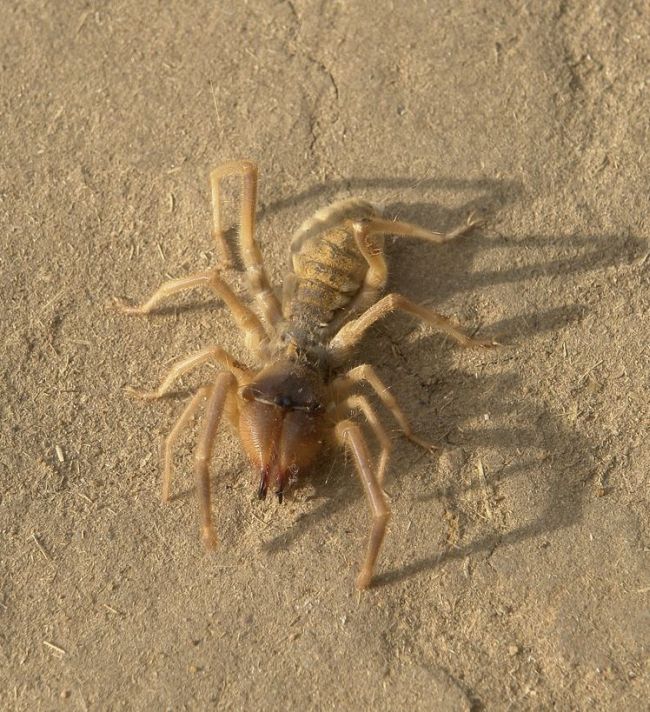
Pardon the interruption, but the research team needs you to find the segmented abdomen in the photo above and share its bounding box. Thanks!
[286,199,381,328]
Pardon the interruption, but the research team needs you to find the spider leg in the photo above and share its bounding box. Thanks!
[210,160,282,327]
[112,269,269,357]
[333,394,392,486]
[332,364,436,453]
[334,419,391,590]
[356,213,483,246]
[330,293,497,358]
[194,372,237,549]
[326,213,483,335]
[161,385,211,503]
[126,345,247,401]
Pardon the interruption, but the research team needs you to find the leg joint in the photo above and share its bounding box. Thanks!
[385,292,405,309]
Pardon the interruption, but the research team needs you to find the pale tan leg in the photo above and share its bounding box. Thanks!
[330,293,497,357]
[335,419,391,589]
[161,385,211,503]
[209,160,282,326]
[323,223,388,335]
[112,268,269,356]
[355,213,482,246]
[327,213,481,334]
[210,168,236,268]
[333,364,436,452]
[194,372,237,549]
[333,395,392,486]
[127,345,247,400]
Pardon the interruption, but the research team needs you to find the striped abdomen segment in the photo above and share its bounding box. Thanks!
[286,199,381,327]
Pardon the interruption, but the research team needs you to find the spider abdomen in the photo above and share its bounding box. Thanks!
[286,199,382,328]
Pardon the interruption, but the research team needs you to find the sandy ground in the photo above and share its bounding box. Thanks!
[1,1,648,710]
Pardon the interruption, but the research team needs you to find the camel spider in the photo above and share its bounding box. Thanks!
[113,160,495,589]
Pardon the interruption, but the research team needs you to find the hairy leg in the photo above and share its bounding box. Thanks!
[327,212,481,334]
[354,212,482,246]
[127,345,248,400]
[322,221,388,334]
[161,385,211,503]
[112,268,269,357]
[335,419,391,589]
[332,363,436,452]
[333,394,392,486]
[209,160,282,326]
[330,292,497,357]
[194,372,237,549]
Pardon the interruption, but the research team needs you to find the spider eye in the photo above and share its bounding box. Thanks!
[275,394,293,409]
[310,402,325,414]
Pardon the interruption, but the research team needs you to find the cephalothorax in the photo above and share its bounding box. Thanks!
[114,160,494,589]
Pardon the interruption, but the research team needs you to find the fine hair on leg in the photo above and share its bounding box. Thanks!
[126,345,249,401]
[112,268,270,358]
[330,293,497,358]
[335,419,391,589]
[209,160,282,327]
[194,372,237,549]
[161,385,211,503]
[333,394,393,486]
[332,363,436,452]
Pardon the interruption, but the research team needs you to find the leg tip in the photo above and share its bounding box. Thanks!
[465,212,487,232]
[202,527,218,550]
[125,385,159,401]
[109,296,143,314]
[459,335,500,349]
[474,337,500,349]
[107,296,125,311]
[355,569,373,590]
[407,433,440,453]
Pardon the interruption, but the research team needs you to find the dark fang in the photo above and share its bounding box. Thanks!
[257,476,268,500]
[276,490,284,504]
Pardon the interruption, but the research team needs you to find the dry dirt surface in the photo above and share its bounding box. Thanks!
[1,1,648,710]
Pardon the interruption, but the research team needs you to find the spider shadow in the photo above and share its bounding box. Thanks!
[146,300,227,319]
[373,371,596,587]
[257,175,522,227]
